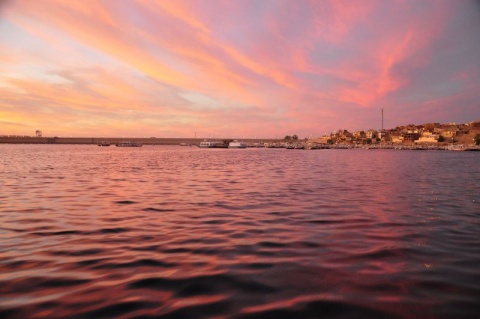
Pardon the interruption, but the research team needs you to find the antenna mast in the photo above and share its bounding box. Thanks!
[381,108,384,130]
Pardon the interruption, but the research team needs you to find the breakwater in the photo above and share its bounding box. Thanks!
[0,136,280,145]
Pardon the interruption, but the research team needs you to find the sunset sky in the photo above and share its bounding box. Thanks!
[1,0,479,138]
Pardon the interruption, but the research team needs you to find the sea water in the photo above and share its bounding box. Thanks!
[1,144,479,318]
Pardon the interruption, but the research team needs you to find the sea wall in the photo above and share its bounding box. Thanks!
[0,136,280,145]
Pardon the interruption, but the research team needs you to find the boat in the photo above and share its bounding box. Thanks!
[199,140,221,148]
[98,141,111,146]
[228,140,247,148]
[115,141,142,147]
[447,144,465,151]
[305,143,320,150]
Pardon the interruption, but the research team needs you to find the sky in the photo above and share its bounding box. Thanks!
[0,0,479,138]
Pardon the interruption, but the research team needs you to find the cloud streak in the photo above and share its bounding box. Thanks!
[1,0,479,137]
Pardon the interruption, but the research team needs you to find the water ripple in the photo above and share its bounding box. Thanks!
[0,145,479,318]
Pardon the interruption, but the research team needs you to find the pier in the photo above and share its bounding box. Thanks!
[0,136,280,146]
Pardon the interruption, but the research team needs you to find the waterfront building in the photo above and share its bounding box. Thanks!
[365,129,377,139]
[392,135,404,143]
[469,121,480,132]
[402,132,420,143]
[415,131,439,143]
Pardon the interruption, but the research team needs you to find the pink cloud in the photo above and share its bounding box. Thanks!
[0,0,479,137]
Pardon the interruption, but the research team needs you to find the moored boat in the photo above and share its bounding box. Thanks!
[447,144,465,151]
[199,140,221,148]
[115,141,142,147]
[228,140,247,148]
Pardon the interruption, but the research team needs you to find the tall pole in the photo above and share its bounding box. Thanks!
[381,108,384,131]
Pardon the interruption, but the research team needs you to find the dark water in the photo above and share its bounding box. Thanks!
[1,145,479,319]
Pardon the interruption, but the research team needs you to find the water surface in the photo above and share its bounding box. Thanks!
[1,145,479,318]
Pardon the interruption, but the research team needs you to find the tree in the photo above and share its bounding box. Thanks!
[366,138,372,144]
[438,135,445,142]
[475,134,480,145]
[284,135,291,140]
[292,134,298,140]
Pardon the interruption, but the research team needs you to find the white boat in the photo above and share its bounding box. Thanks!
[447,144,465,151]
[199,140,221,148]
[228,140,247,148]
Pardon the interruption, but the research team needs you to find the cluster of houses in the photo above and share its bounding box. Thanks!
[310,121,480,145]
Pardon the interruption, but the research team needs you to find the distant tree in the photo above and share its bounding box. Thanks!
[366,138,372,144]
[292,134,298,140]
[475,134,480,145]
[327,139,333,145]
[438,135,445,142]
[284,135,291,140]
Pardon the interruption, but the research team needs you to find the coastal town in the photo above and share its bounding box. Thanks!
[303,120,480,150]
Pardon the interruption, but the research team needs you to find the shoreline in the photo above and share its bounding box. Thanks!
[1,136,479,151]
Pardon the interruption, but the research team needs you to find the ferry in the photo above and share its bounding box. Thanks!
[115,141,142,147]
[199,140,221,148]
[228,140,247,148]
